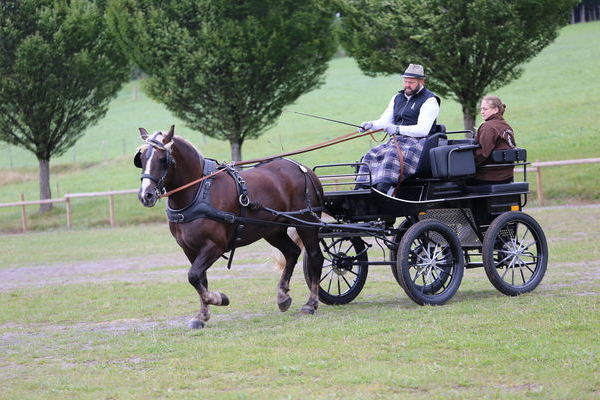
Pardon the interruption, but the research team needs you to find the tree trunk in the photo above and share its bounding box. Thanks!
[38,158,53,213]
[462,104,477,138]
[229,138,243,162]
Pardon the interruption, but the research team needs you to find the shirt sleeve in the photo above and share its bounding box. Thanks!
[474,123,496,164]
[370,95,396,129]
[396,97,440,138]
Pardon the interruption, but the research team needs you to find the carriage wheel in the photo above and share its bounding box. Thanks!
[396,220,464,305]
[482,212,548,296]
[391,218,413,285]
[304,237,368,305]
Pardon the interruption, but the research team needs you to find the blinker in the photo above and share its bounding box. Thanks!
[134,151,142,168]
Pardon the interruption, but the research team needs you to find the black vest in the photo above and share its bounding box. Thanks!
[392,87,440,135]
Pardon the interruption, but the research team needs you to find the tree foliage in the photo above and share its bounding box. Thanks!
[335,0,577,131]
[107,0,337,161]
[0,0,130,210]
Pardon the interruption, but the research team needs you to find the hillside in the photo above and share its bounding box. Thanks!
[0,21,598,231]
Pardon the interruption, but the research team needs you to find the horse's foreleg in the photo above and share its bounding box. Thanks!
[266,231,302,312]
[187,248,228,329]
[297,228,324,315]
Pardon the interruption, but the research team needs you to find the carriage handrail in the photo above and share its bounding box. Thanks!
[445,129,475,135]
[313,162,373,189]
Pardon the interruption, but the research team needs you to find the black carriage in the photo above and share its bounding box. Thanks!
[304,130,548,306]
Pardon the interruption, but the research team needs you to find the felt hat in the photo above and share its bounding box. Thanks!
[402,64,426,79]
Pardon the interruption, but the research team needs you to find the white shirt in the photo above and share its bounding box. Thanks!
[371,90,440,138]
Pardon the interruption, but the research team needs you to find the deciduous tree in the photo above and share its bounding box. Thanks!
[107,0,336,161]
[0,0,130,211]
[335,0,577,133]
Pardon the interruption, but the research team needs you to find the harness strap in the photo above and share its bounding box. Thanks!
[222,165,251,269]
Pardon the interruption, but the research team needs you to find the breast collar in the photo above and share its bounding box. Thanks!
[166,159,237,224]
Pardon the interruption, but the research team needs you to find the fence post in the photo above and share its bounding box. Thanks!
[535,161,544,206]
[65,196,72,228]
[20,193,27,232]
[108,194,115,227]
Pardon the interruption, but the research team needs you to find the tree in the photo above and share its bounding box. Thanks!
[106,0,337,161]
[0,0,130,211]
[335,0,578,133]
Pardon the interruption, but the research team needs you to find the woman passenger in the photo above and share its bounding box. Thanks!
[472,95,516,184]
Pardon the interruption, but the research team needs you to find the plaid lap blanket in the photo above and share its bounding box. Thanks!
[356,136,425,185]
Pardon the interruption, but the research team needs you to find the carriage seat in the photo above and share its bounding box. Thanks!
[465,148,529,194]
[465,182,529,194]
[412,132,448,177]
[429,143,478,178]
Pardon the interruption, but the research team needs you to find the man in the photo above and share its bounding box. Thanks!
[356,64,440,194]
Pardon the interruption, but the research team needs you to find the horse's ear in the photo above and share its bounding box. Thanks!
[139,128,149,140]
[163,125,175,144]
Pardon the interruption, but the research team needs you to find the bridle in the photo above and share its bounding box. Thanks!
[138,137,176,197]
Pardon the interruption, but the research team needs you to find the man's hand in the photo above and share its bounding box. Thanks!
[384,125,399,135]
[359,121,373,132]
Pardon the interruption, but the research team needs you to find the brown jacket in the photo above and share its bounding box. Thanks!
[474,113,516,181]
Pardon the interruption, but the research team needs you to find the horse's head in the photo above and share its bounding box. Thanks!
[134,125,176,207]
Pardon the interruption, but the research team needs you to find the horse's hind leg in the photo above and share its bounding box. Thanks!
[296,227,324,315]
[266,230,302,312]
[187,246,229,329]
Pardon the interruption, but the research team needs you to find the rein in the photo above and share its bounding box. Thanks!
[159,128,384,198]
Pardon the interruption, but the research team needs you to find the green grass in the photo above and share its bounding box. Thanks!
[0,206,598,399]
[0,22,599,232]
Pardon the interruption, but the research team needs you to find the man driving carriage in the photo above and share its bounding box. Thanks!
[356,64,440,194]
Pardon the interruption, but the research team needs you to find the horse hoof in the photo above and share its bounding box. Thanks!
[219,292,230,306]
[188,319,205,329]
[278,296,292,312]
[300,305,315,315]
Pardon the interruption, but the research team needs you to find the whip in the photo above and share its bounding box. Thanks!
[284,110,363,129]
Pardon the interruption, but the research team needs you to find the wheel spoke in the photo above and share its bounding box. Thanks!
[433,265,452,278]
[519,261,527,284]
[519,226,531,246]
[326,272,333,293]
[409,249,430,264]
[341,274,353,290]
[319,268,334,284]
[494,252,514,268]
[346,268,359,277]
[501,257,517,280]
[341,241,353,254]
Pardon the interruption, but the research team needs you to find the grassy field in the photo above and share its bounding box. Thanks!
[0,22,599,232]
[0,206,598,399]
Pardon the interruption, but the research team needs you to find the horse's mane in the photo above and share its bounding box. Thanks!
[173,135,203,163]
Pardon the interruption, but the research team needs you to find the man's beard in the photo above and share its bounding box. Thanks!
[405,84,422,96]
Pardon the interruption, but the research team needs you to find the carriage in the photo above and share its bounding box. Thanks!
[135,125,548,328]
[303,129,548,306]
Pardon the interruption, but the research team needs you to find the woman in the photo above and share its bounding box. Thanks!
[472,95,516,184]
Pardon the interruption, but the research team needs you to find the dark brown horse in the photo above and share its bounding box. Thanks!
[134,126,324,329]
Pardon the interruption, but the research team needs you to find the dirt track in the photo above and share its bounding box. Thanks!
[0,250,278,291]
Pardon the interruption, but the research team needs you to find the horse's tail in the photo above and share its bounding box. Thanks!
[272,228,304,271]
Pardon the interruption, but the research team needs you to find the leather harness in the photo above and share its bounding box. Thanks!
[166,158,323,269]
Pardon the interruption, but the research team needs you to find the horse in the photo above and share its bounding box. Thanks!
[134,126,325,329]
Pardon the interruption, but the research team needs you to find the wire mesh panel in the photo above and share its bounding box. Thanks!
[418,208,480,247]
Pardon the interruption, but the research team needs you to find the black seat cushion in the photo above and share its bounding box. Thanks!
[465,182,529,194]
[429,145,476,178]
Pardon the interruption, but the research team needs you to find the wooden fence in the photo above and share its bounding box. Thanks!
[0,189,137,232]
[529,157,600,206]
[1,157,599,232]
